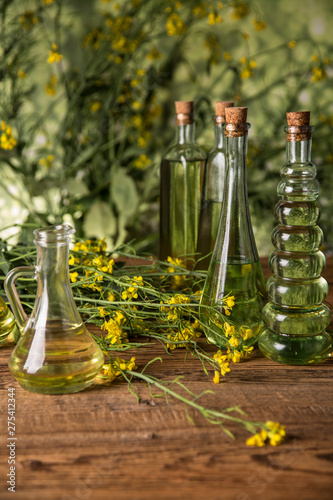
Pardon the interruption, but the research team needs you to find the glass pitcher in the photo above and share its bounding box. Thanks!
[5,224,104,394]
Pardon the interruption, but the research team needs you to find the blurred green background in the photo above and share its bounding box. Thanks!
[0,0,332,256]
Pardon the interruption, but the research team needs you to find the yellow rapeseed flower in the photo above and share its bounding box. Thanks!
[39,154,55,168]
[19,11,39,30]
[311,66,327,82]
[137,136,147,148]
[213,370,220,384]
[228,335,240,348]
[90,101,102,113]
[246,422,286,447]
[165,256,186,289]
[240,67,253,79]
[121,276,144,300]
[192,3,208,18]
[232,2,249,19]
[166,12,187,36]
[288,40,296,49]
[133,154,152,170]
[146,47,161,60]
[69,272,79,283]
[213,350,231,376]
[224,322,235,337]
[107,291,116,302]
[47,43,63,64]
[102,357,137,382]
[45,75,58,95]
[0,121,17,150]
[18,69,27,79]
[166,321,201,350]
[83,28,104,50]
[253,19,266,30]
[102,318,128,345]
[207,12,222,25]
[246,432,266,447]
[228,349,242,363]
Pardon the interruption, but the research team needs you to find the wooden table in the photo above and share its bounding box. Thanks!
[1,259,333,500]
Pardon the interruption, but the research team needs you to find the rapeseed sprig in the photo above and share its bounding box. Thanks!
[246,421,286,447]
[1,233,285,446]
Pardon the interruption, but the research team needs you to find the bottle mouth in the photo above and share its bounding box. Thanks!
[224,122,251,137]
[33,224,75,246]
[284,125,314,141]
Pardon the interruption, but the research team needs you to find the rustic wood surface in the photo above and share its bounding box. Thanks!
[1,258,333,500]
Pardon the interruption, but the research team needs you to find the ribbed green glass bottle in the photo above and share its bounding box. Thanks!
[196,101,234,270]
[200,107,266,349]
[160,100,207,269]
[258,111,333,364]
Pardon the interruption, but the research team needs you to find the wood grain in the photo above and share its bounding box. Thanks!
[1,258,333,500]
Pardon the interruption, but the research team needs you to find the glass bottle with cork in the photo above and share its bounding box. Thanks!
[200,107,266,349]
[258,111,333,364]
[5,224,104,394]
[159,100,207,269]
[196,100,234,270]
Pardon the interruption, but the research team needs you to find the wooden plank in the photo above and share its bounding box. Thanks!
[0,259,333,500]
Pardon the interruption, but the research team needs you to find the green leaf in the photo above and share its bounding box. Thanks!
[83,200,116,238]
[111,169,139,217]
[0,250,10,274]
[63,178,89,199]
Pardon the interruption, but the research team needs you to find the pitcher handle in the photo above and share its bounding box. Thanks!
[4,266,36,331]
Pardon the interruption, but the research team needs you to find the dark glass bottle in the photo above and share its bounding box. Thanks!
[196,101,234,270]
[200,107,266,349]
[258,111,333,364]
[160,100,207,269]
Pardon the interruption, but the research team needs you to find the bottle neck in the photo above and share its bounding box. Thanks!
[214,132,258,263]
[176,122,195,145]
[36,243,69,282]
[225,133,248,204]
[32,239,82,325]
[286,139,312,163]
[213,120,224,149]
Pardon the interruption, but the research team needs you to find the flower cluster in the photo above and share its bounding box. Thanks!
[47,43,63,64]
[101,311,128,345]
[246,421,286,447]
[239,56,257,79]
[45,76,58,95]
[213,351,231,383]
[0,122,17,150]
[102,356,137,382]
[163,256,187,290]
[161,293,191,321]
[166,320,202,350]
[69,238,114,292]
[121,276,144,300]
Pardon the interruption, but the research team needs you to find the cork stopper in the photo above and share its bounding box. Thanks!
[286,111,312,141]
[215,101,234,123]
[224,107,249,137]
[287,111,310,127]
[175,100,194,125]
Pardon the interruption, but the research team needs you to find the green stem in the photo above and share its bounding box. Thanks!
[126,369,258,433]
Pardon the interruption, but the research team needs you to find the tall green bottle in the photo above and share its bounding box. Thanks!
[200,107,266,349]
[258,111,333,364]
[196,101,234,270]
[160,100,207,269]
